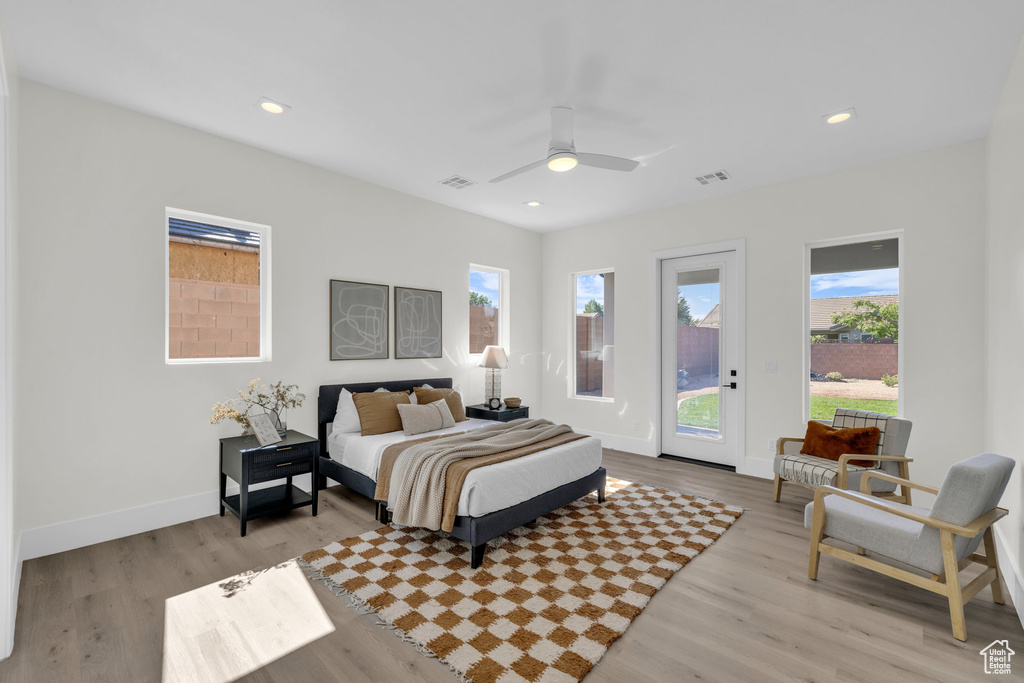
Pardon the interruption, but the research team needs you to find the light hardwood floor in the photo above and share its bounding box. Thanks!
[1,450,1020,682]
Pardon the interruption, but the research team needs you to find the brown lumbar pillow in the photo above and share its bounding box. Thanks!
[800,420,880,467]
[352,391,411,436]
[413,387,467,422]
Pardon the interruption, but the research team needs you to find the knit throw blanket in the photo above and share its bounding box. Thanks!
[387,419,575,532]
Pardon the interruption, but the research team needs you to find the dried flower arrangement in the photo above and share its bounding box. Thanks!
[210,378,306,435]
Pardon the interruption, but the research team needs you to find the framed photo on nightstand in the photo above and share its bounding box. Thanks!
[247,413,283,447]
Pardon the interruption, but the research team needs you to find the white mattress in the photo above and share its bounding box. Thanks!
[326,419,602,518]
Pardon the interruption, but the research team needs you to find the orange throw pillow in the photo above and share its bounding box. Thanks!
[800,421,880,467]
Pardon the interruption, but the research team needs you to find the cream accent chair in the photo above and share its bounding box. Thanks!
[773,408,913,503]
[805,453,1014,641]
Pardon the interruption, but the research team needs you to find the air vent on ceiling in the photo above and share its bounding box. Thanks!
[439,175,477,190]
[695,170,731,186]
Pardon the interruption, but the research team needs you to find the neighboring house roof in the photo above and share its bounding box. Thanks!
[810,295,898,333]
[697,304,720,328]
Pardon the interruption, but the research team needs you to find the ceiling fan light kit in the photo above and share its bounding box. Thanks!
[490,107,639,183]
[547,152,578,172]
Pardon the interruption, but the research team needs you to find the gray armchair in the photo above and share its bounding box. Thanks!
[805,453,1014,641]
[774,408,913,503]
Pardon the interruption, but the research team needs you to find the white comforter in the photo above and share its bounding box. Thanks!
[326,419,602,518]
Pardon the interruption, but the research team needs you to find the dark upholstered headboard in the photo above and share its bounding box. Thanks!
[317,377,453,456]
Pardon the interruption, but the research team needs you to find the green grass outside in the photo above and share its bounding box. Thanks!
[676,393,898,429]
[677,393,720,429]
[807,396,898,420]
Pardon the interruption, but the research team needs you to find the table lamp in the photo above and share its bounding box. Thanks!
[479,345,509,409]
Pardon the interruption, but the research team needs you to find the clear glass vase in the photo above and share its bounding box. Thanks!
[268,408,287,437]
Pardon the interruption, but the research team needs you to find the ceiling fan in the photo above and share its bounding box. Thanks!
[489,107,639,183]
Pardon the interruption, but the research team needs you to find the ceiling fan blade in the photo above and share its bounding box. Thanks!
[550,107,574,149]
[489,158,547,183]
[577,152,640,172]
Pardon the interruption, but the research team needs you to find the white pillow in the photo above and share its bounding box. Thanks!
[397,399,455,436]
[333,387,388,433]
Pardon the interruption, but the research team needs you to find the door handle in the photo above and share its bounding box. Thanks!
[721,382,737,389]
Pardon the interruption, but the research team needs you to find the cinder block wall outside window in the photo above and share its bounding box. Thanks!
[168,242,259,359]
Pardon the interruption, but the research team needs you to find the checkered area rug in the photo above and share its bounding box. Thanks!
[299,479,742,683]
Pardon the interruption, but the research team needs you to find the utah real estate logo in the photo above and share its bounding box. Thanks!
[980,640,1014,675]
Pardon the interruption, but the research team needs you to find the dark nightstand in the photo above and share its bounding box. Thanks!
[219,430,319,536]
[466,403,530,422]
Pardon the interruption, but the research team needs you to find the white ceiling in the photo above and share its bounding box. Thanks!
[2,1,1023,232]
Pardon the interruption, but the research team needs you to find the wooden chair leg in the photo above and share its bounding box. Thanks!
[808,497,826,580]
[940,530,967,641]
[983,528,1006,605]
[899,461,912,507]
[773,474,783,502]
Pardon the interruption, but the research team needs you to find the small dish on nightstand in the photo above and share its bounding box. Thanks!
[504,397,521,408]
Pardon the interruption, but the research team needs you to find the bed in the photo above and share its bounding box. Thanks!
[316,377,606,567]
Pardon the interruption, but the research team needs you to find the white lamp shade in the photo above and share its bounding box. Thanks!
[478,345,509,369]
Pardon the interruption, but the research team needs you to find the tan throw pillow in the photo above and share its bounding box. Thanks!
[413,387,467,422]
[408,383,434,405]
[333,386,388,433]
[352,391,411,436]
[397,399,456,436]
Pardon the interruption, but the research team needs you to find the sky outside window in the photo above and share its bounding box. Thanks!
[576,273,606,313]
[811,267,898,299]
[679,282,720,322]
[470,269,500,305]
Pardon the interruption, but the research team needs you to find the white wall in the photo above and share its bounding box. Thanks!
[14,81,543,545]
[540,139,988,486]
[987,33,1024,624]
[0,20,17,662]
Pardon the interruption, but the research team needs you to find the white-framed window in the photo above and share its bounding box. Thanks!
[166,207,271,364]
[572,269,614,400]
[469,264,509,354]
[807,234,901,418]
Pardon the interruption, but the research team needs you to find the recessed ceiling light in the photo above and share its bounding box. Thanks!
[255,96,290,114]
[524,201,543,207]
[823,107,857,125]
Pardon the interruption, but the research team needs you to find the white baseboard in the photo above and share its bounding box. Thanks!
[19,474,314,561]
[7,535,20,659]
[576,429,658,457]
[578,429,775,481]
[0,535,17,662]
[994,526,1024,632]
[738,456,774,480]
